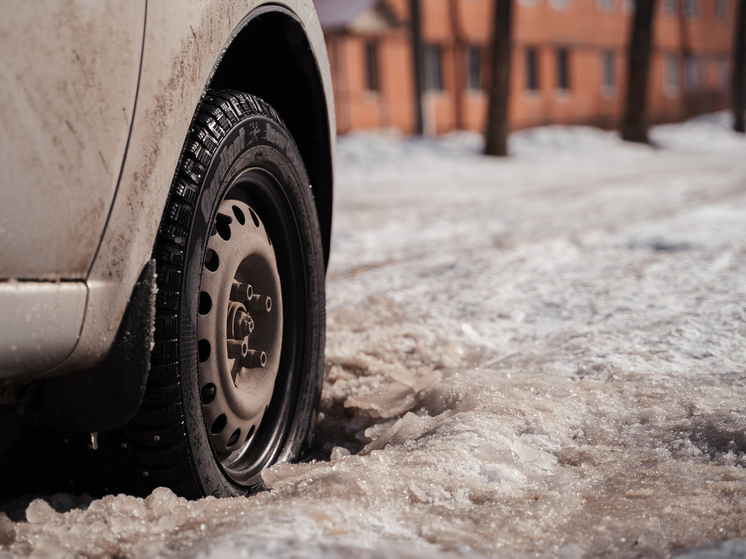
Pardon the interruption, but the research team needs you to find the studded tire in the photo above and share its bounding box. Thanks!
[100,91,326,498]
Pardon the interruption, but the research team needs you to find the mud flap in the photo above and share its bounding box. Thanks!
[25,260,157,432]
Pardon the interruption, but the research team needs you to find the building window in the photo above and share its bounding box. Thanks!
[717,55,729,92]
[518,0,539,5]
[716,0,727,20]
[557,48,570,90]
[685,55,700,91]
[664,0,677,14]
[597,0,615,11]
[425,45,443,91]
[526,48,540,92]
[365,41,380,92]
[549,0,571,9]
[467,47,482,91]
[602,50,616,92]
[665,53,679,97]
[683,0,697,17]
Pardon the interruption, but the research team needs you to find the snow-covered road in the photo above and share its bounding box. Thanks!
[3,114,746,558]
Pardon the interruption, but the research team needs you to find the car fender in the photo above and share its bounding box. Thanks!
[46,0,335,378]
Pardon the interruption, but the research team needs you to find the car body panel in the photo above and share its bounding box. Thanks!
[0,281,87,379]
[0,0,146,280]
[0,0,336,382]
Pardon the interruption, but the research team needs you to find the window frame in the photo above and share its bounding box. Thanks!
[683,0,698,18]
[717,55,729,92]
[364,40,381,93]
[601,49,616,94]
[622,0,635,14]
[664,52,680,97]
[556,47,570,91]
[715,0,728,20]
[526,47,540,92]
[663,0,677,15]
[466,46,482,92]
[424,44,444,92]
[684,54,700,92]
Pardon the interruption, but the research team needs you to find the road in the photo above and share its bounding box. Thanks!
[2,114,746,559]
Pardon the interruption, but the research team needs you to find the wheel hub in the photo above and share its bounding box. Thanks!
[197,198,283,461]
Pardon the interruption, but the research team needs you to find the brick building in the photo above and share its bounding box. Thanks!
[315,0,737,134]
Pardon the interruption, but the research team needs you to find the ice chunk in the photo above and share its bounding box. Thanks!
[25,499,58,524]
[330,446,351,460]
[344,382,417,419]
[0,512,15,546]
[363,418,397,441]
[144,487,182,518]
[262,461,333,490]
[362,412,438,453]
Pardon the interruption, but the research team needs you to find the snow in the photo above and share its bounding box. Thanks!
[2,113,746,558]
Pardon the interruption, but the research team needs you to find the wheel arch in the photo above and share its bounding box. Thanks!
[12,2,335,385]
[209,7,334,267]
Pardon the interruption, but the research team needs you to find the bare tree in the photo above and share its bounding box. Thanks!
[484,0,513,156]
[734,0,746,133]
[621,0,658,143]
[410,0,425,135]
[449,0,465,130]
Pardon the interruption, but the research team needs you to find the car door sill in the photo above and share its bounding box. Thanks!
[0,280,86,382]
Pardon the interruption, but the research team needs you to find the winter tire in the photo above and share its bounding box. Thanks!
[103,91,325,498]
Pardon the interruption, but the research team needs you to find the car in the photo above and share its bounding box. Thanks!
[0,0,335,499]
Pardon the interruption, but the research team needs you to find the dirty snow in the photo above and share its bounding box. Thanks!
[2,113,746,558]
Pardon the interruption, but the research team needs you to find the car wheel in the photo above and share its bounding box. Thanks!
[104,91,325,498]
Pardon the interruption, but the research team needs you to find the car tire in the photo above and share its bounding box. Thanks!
[101,91,325,498]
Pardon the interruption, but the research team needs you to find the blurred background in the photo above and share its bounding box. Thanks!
[313,0,739,137]
[4,2,746,558]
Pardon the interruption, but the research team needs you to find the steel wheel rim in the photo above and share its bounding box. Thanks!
[196,168,307,485]
[198,193,284,474]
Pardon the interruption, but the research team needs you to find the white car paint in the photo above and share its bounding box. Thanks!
[0,0,335,381]
[0,0,145,280]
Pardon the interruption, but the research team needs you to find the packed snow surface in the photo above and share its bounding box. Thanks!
[3,114,746,558]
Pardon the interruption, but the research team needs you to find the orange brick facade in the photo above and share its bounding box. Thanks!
[320,0,737,135]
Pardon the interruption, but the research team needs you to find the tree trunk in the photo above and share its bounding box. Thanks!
[410,0,425,135]
[734,0,746,133]
[677,0,693,119]
[484,0,512,156]
[621,0,657,143]
[449,0,465,130]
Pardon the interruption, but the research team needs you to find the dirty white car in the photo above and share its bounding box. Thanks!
[0,0,334,499]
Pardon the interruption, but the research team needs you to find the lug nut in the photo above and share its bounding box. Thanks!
[230,282,253,302]
[240,314,254,338]
[247,294,272,313]
[227,302,252,339]
[231,307,254,339]
[227,339,248,359]
[244,350,267,368]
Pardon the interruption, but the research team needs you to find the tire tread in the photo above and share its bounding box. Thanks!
[95,91,321,499]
